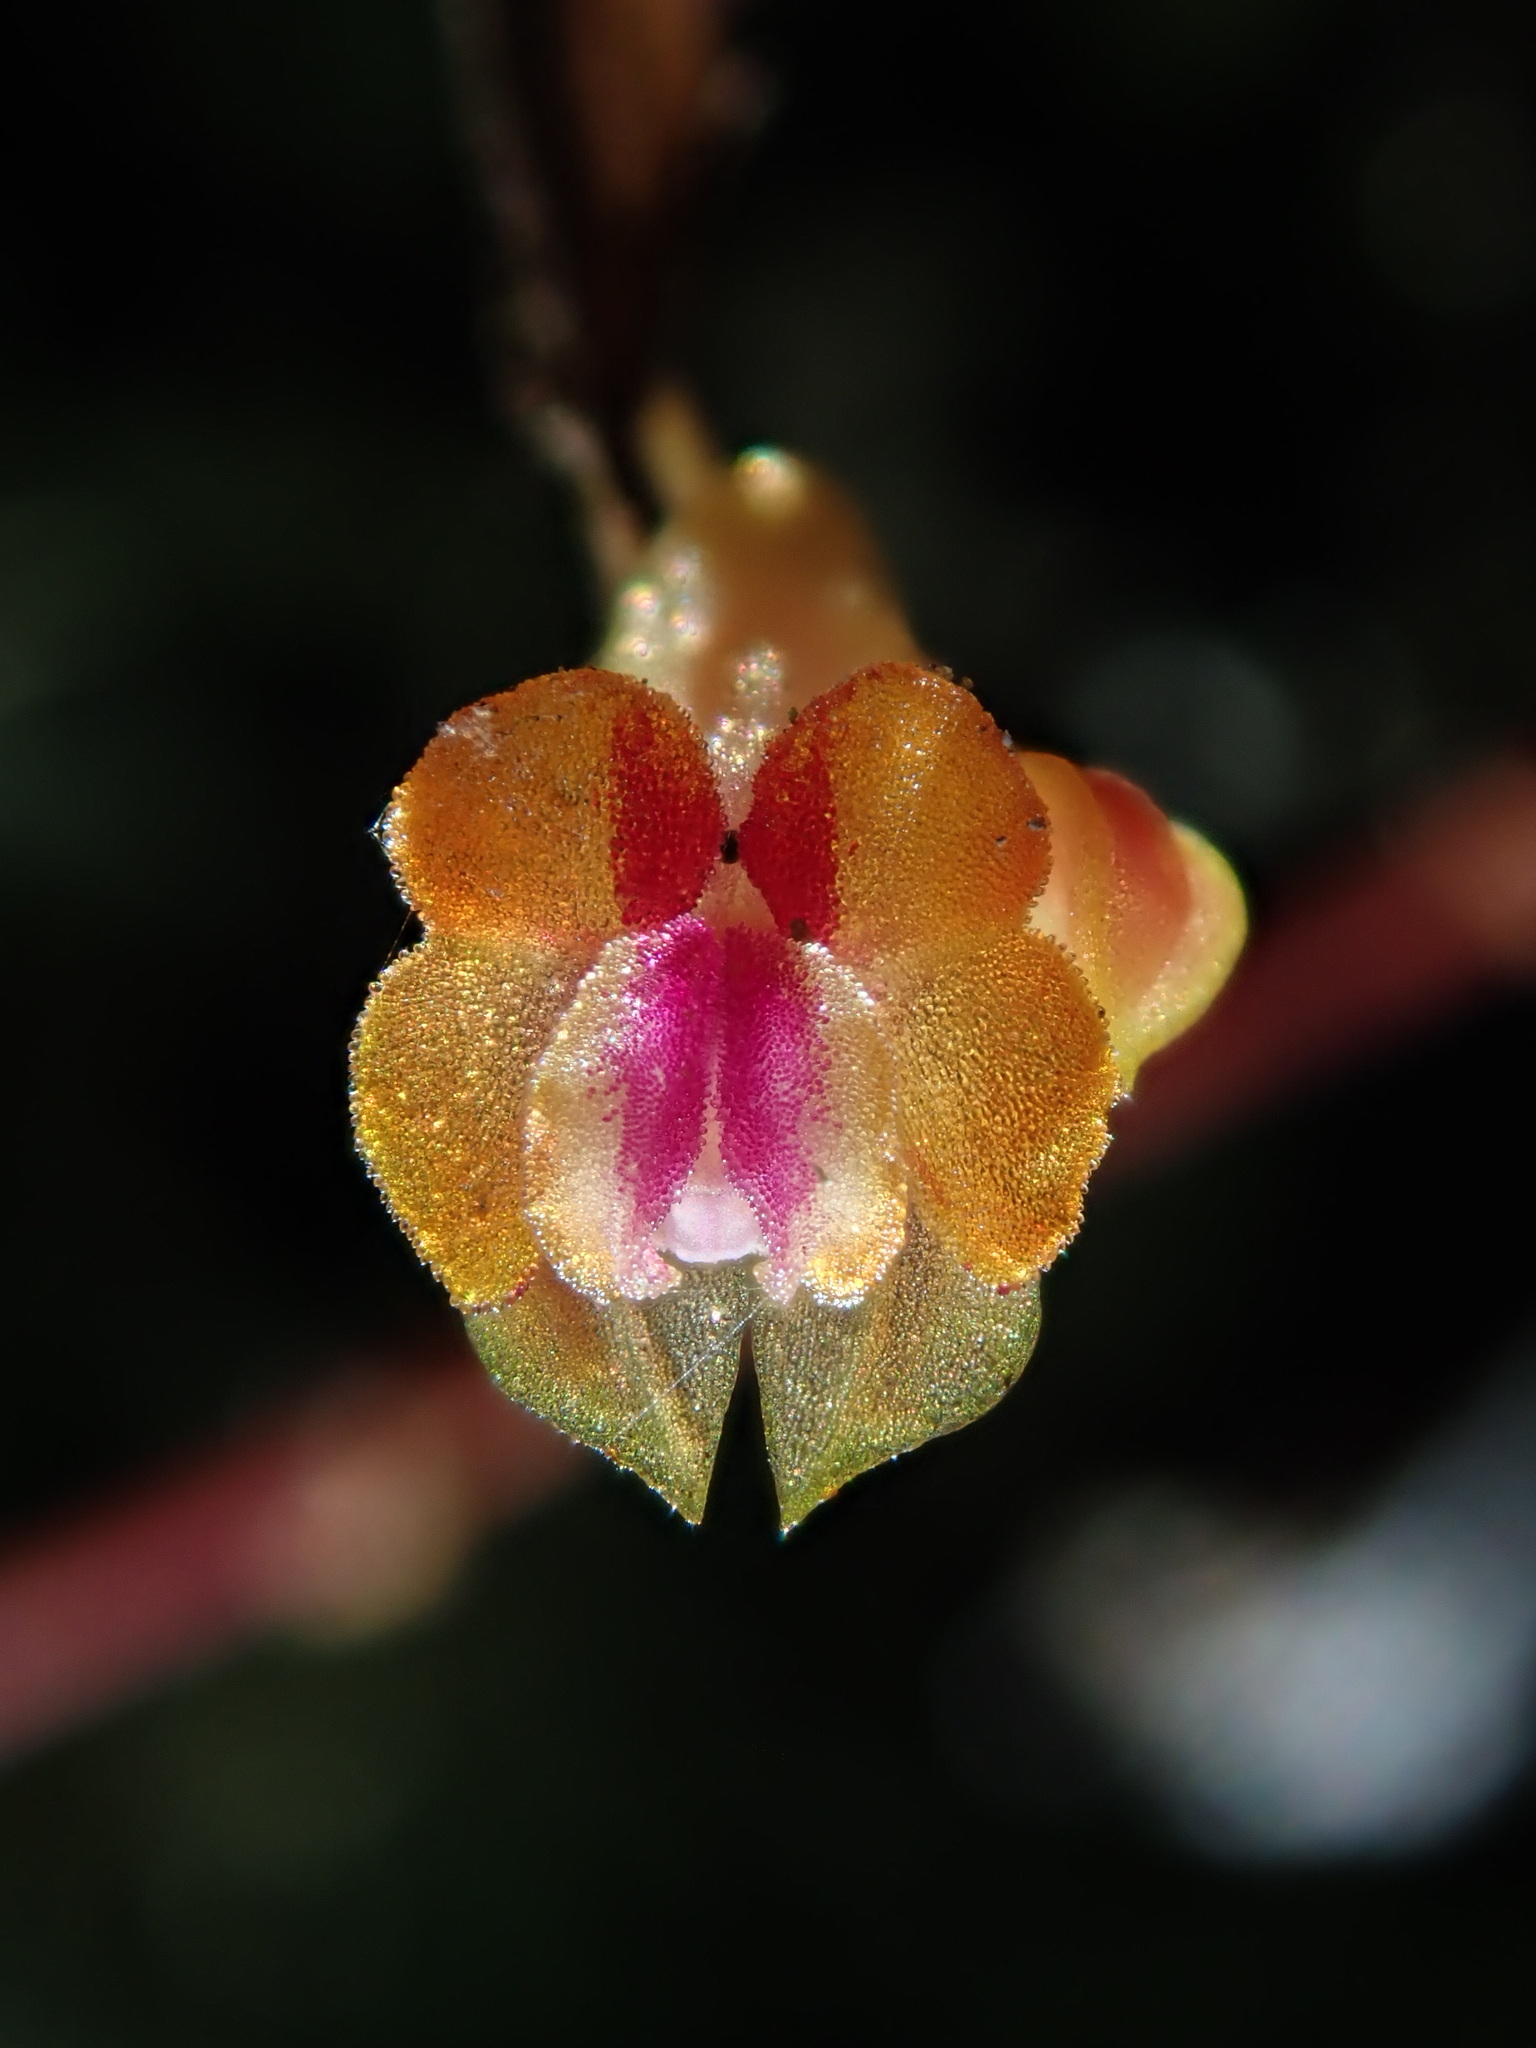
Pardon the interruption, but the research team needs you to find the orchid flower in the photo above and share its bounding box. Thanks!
[351,449,1245,1527]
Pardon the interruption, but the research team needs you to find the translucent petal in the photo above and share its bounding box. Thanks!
[716,929,905,1306]
[1123,821,1247,1082]
[384,668,723,944]
[523,919,718,1302]
[738,663,1052,967]
[467,1258,759,1521]
[349,934,582,1307]
[594,446,919,737]
[1019,749,1117,997]
[887,929,1117,1285]
[1022,751,1247,1086]
[755,1211,1042,1529]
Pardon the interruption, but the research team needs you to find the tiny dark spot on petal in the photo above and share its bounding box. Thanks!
[788,916,810,942]
[720,830,739,863]
[1028,815,1046,830]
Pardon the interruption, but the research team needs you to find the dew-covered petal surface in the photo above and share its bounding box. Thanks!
[716,928,905,1306]
[383,668,724,945]
[754,1211,1042,1529]
[888,929,1117,1286]
[467,1258,758,1521]
[737,663,1052,967]
[1022,751,1246,1085]
[349,934,582,1307]
[523,918,718,1303]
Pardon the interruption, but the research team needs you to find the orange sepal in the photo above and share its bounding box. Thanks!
[886,928,1117,1286]
[383,668,724,947]
[349,934,586,1308]
[739,663,1052,968]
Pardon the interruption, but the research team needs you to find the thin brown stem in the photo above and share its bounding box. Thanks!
[437,0,748,588]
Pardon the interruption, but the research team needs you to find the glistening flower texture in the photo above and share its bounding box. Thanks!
[351,453,1245,1526]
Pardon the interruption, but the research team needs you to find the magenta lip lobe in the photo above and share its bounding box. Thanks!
[606,916,829,1275]
[716,924,824,1267]
[613,917,721,1236]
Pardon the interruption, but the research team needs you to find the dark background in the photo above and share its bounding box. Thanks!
[0,0,1533,2039]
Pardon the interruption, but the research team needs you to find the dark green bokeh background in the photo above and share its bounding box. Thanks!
[1,1,1534,2039]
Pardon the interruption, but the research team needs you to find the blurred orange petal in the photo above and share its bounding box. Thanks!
[1023,752,1246,1086]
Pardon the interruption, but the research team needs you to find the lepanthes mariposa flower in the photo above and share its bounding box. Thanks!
[351,452,1245,1526]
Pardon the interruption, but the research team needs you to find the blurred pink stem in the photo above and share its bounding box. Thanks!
[1112,758,1536,1173]
[0,1357,579,1763]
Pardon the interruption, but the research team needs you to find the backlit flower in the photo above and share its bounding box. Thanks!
[351,451,1245,1526]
